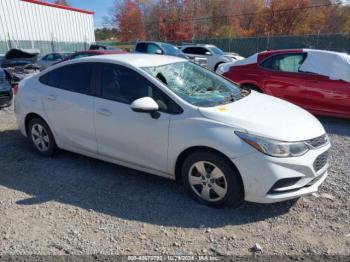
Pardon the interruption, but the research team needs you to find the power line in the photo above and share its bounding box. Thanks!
[125,2,341,27]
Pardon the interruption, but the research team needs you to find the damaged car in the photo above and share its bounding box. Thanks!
[217,49,350,119]
[15,54,330,207]
[180,44,244,71]
[1,49,41,88]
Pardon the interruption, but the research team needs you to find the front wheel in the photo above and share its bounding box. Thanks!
[181,152,244,208]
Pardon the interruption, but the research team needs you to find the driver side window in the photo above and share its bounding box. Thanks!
[146,44,162,54]
[99,64,174,113]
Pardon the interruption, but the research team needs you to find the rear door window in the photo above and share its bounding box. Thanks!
[59,63,92,95]
[135,43,147,53]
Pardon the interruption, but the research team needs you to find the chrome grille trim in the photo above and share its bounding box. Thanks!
[305,134,328,149]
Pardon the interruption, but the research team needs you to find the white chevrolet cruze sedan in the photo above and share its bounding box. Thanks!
[15,54,330,207]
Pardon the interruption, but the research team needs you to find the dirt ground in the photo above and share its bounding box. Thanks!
[0,107,349,256]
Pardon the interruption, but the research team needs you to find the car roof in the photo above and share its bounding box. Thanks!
[181,44,216,48]
[258,49,304,61]
[81,54,186,68]
[79,50,125,54]
[136,41,164,45]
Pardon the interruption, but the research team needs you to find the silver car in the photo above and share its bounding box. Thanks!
[180,44,244,71]
[38,52,73,70]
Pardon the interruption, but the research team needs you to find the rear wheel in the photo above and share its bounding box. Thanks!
[181,151,243,208]
[28,117,58,156]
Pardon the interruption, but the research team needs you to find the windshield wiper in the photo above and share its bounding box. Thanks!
[220,91,241,105]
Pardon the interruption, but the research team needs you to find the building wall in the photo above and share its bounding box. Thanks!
[0,0,95,44]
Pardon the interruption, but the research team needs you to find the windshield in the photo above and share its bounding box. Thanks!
[161,43,181,55]
[142,61,243,107]
[209,46,224,55]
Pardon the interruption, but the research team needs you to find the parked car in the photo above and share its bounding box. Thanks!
[37,52,73,70]
[89,44,123,51]
[56,49,127,64]
[0,68,12,109]
[1,49,41,87]
[134,41,208,67]
[0,54,5,65]
[15,54,330,207]
[218,49,350,119]
[179,44,244,71]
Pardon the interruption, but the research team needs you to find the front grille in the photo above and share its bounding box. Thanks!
[313,151,328,172]
[305,134,328,148]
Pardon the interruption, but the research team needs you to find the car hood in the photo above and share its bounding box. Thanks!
[224,53,244,60]
[2,49,39,67]
[198,91,325,142]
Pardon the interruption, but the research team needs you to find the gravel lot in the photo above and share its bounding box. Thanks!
[0,106,349,256]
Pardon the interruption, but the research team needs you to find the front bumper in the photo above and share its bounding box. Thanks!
[232,142,331,203]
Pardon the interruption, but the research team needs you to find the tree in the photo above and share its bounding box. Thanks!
[95,27,119,41]
[263,0,311,35]
[54,0,70,6]
[115,0,145,41]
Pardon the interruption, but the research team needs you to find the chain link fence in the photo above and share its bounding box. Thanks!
[2,33,348,57]
[99,33,350,57]
[0,40,89,55]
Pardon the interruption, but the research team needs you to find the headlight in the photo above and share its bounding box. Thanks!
[235,131,309,157]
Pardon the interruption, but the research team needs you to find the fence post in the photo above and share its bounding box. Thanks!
[266,32,270,50]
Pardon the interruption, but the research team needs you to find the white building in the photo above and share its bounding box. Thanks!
[0,0,95,53]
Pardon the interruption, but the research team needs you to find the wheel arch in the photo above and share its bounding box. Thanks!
[214,61,225,71]
[240,82,263,93]
[174,146,244,190]
[24,112,50,136]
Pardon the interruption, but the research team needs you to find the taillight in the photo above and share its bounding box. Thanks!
[12,84,19,95]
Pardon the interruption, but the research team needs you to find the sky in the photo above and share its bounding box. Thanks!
[47,0,115,28]
[47,0,350,28]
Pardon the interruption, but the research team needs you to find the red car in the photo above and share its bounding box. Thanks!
[222,49,350,119]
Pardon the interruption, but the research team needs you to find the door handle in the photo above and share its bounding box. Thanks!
[46,95,57,101]
[309,80,319,83]
[97,108,112,117]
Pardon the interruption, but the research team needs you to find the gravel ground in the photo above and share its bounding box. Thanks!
[0,106,349,256]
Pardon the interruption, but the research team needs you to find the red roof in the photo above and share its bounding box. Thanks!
[21,0,94,15]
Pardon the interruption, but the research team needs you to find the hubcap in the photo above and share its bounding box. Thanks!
[31,124,50,152]
[188,161,227,202]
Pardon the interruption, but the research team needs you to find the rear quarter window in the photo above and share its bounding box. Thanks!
[135,43,147,53]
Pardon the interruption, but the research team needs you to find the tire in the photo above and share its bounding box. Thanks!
[28,117,58,156]
[214,62,224,72]
[181,151,244,208]
[242,84,262,93]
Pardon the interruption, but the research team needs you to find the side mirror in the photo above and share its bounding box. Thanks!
[205,51,212,56]
[155,49,163,55]
[131,97,160,119]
